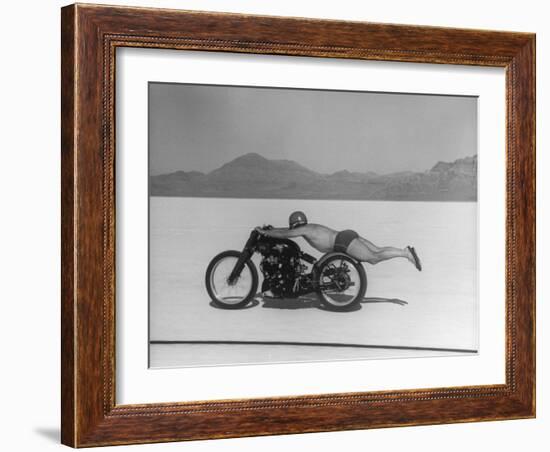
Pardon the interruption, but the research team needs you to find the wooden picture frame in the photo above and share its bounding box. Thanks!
[61,3,535,447]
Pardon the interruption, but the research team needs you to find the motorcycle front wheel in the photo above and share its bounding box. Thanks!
[315,254,367,312]
[205,250,259,309]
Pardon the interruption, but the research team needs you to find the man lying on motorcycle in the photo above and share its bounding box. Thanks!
[255,211,422,271]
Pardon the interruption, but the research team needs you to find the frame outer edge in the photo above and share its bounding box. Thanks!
[60,3,536,446]
[531,35,536,417]
[61,3,77,448]
[514,35,536,416]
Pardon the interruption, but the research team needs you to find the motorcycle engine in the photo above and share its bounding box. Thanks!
[259,243,304,297]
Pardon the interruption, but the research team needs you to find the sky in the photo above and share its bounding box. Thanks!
[149,82,477,176]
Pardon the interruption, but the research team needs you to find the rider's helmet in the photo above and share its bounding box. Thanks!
[289,211,308,229]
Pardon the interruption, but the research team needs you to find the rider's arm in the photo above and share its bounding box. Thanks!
[257,227,304,238]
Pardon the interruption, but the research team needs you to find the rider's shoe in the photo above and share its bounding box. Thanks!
[407,246,422,271]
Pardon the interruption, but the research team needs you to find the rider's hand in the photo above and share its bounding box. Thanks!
[255,226,266,235]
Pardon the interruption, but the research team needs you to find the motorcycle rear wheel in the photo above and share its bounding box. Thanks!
[315,254,367,312]
[205,250,259,309]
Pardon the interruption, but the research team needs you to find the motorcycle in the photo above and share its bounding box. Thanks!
[205,226,367,311]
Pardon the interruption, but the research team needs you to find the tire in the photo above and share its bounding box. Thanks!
[205,250,259,309]
[315,254,367,312]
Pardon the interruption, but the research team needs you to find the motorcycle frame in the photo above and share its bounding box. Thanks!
[228,228,328,296]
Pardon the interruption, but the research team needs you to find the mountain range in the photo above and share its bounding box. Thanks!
[150,153,477,201]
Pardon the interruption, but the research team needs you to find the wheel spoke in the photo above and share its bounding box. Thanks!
[209,256,254,305]
[320,257,362,307]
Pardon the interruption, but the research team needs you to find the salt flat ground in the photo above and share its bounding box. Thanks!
[149,197,478,368]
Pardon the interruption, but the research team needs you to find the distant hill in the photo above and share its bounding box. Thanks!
[150,153,477,201]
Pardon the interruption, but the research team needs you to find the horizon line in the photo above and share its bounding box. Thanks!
[149,195,477,203]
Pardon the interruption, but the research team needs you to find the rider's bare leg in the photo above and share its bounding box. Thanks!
[346,237,415,266]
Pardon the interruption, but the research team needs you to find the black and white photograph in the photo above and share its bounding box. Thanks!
[148,82,479,368]
[2,0,542,449]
